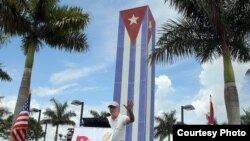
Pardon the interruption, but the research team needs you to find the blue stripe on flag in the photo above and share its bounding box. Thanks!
[137,12,148,141]
[150,28,156,141]
[125,42,136,141]
[114,16,125,103]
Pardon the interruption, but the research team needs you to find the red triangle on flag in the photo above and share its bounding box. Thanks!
[120,6,147,44]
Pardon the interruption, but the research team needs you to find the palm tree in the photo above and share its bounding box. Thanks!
[0,106,10,118]
[89,110,110,118]
[241,107,250,125]
[43,98,76,141]
[0,114,12,140]
[0,0,89,126]
[27,117,44,140]
[149,0,250,124]
[0,114,44,140]
[0,97,11,117]
[154,110,177,141]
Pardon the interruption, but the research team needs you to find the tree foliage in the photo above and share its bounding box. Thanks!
[0,63,12,82]
[149,0,250,124]
[89,110,110,118]
[0,114,44,140]
[43,98,76,141]
[154,110,177,141]
[241,107,250,125]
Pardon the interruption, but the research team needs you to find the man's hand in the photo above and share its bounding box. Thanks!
[123,100,134,110]
[123,100,135,123]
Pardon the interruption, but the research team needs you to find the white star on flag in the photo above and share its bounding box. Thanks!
[128,14,139,25]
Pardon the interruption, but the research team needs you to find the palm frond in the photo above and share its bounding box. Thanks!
[150,19,221,64]
[0,107,11,116]
[90,110,100,118]
[229,0,250,35]
[39,6,89,53]
[45,31,89,53]
[0,63,12,82]
[246,69,250,76]
[51,6,89,31]
[31,0,59,22]
[0,0,31,35]
[0,32,9,46]
[240,107,250,124]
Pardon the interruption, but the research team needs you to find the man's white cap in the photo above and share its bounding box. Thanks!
[108,101,119,108]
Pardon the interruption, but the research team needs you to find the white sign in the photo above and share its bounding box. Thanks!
[72,127,113,141]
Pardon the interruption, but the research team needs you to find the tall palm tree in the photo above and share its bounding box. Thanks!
[43,98,76,141]
[0,0,89,126]
[154,110,177,141]
[149,0,250,124]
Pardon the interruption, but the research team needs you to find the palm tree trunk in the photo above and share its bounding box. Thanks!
[208,0,240,125]
[54,125,59,141]
[11,68,32,125]
[10,46,35,140]
[222,33,240,124]
[224,82,240,124]
[168,133,170,141]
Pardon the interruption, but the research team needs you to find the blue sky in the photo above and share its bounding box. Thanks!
[1,0,250,140]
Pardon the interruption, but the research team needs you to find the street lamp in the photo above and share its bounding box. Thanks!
[181,104,195,125]
[71,100,84,126]
[59,133,66,140]
[30,108,41,141]
[41,118,49,141]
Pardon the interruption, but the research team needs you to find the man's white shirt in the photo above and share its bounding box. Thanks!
[107,114,128,141]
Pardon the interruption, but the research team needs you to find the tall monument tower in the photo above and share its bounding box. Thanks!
[113,5,155,141]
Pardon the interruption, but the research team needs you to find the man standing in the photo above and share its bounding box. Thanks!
[107,100,135,141]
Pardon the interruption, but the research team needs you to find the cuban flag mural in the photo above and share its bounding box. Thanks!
[113,5,155,141]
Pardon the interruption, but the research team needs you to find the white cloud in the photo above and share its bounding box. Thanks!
[153,58,250,125]
[0,96,17,115]
[154,75,175,116]
[189,58,250,124]
[33,83,78,96]
[50,65,105,85]
[155,75,175,96]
